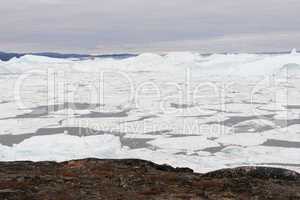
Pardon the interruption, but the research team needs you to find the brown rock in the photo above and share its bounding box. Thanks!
[0,158,299,200]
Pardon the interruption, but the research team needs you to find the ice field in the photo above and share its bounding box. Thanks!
[0,51,300,173]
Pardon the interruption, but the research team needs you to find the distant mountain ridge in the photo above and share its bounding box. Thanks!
[0,51,137,61]
[0,50,297,62]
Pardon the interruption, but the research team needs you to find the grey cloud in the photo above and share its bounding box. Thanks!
[1,0,300,53]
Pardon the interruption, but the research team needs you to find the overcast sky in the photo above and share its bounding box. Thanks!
[1,0,300,54]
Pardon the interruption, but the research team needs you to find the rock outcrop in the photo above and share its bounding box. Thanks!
[0,158,299,200]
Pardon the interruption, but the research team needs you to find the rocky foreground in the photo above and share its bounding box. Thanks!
[0,159,299,200]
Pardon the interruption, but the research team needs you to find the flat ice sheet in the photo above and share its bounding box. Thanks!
[0,52,300,173]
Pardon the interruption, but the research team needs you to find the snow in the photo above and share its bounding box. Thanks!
[0,134,121,162]
[0,51,300,173]
[216,133,267,146]
[148,136,220,151]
